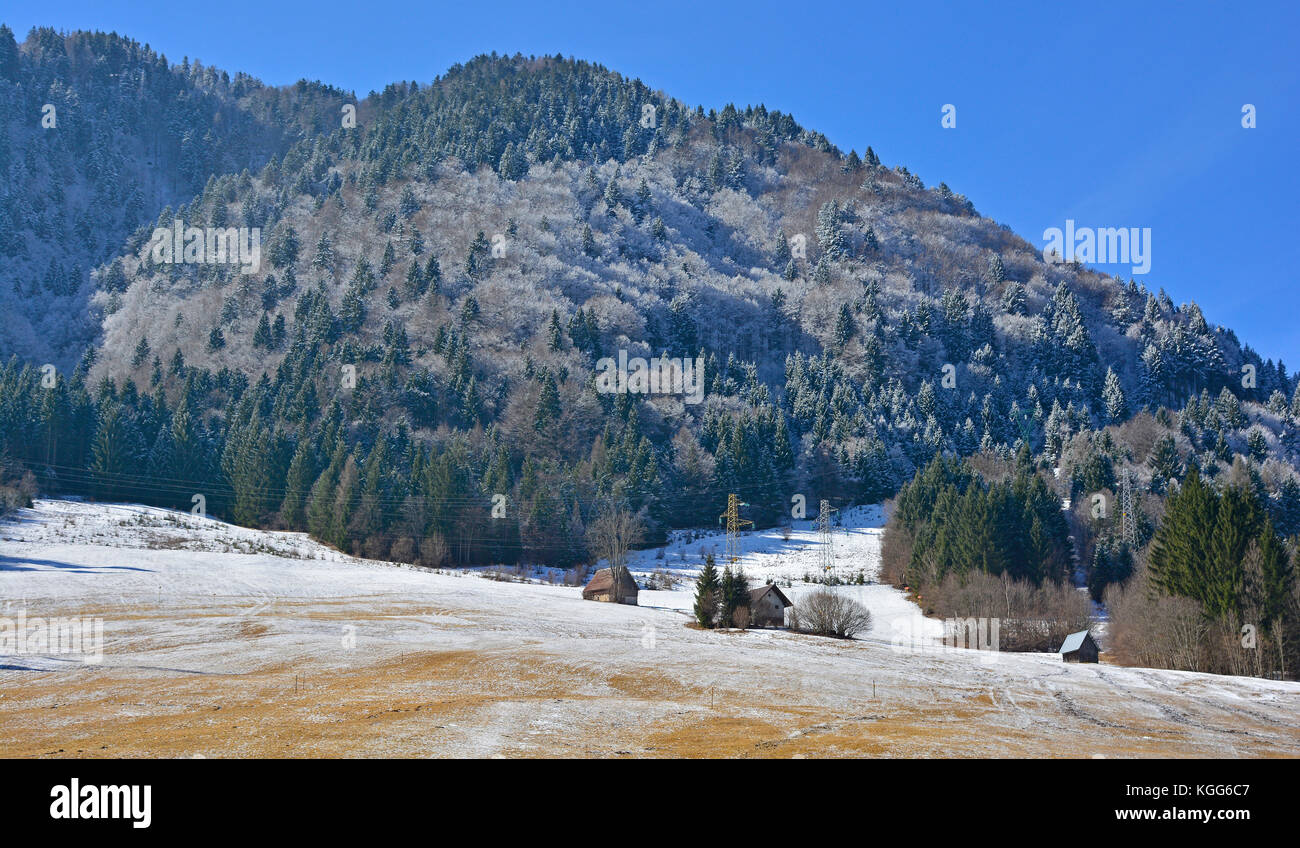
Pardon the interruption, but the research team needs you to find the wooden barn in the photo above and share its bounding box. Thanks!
[1059,630,1099,663]
[581,567,639,605]
[748,584,793,627]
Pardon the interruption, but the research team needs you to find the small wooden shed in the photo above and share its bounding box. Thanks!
[748,584,793,627]
[1059,630,1099,663]
[581,567,639,605]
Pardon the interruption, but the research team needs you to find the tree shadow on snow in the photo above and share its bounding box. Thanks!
[0,555,155,574]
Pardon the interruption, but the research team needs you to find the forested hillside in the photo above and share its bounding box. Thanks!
[0,25,351,365]
[1,43,1297,670]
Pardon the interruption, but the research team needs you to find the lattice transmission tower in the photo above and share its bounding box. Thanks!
[720,494,753,566]
[818,499,838,581]
[1120,469,1137,548]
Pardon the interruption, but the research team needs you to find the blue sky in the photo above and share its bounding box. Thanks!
[9,0,1299,367]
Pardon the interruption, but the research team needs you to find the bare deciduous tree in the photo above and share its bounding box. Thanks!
[585,502,646,581]
[418,532,449,568]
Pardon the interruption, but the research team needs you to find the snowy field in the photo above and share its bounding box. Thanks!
[1,499,1297,758]
[621,504,943,647]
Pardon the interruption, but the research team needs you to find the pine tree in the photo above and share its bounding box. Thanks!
[132,336,151,368]
[774,231,791,266]
[1250,517,1293,627]
[634,178,652,222]
[862,226,879,254]
[985,254,1006,286]
[404,261,424,299]
[1149,470,1218,601]
[330,455,361,551]
[815,201,847,259]
[1247,428,1269,461]
[253,313,273,348]
[581,224,599,257]
[812,257,831,286]
[340,284,366,332]
[534,373,560,430]
[546,310,564,350]
[280,437,316,530]
[603,171,622,215]
[834,303,855,352]
[1271,477,1300,538]
[498,142,525,181]
[399,185,420,218]
[465,231,492,277]
[90,402,139,501]
[1001,280,1026,315]
[424,255,442,292]
[312,231,335,273]
[693,554,720,627]
[1103,367,1127,423]
[460,295,480,324]
[0,24,19,82]
[307,441,346,540]
[1148,435,1182,492]
[719,564,737,627]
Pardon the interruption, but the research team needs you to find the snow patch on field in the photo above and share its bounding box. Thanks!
[1,499,1297,758]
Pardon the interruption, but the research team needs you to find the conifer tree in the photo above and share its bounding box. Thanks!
[546,309,564,350]
[534,372,560,430]
[1149,470,1218,601]
[581,224,599,257]
[834,303,855,352]
[634,178,652,222]
[253,313,273,348]
[280,437,317,530]
[694,554,720,627]
[718,563,737,627]
[774,231,791,266]
[132,336,151,368]
[1103,367,1127,423]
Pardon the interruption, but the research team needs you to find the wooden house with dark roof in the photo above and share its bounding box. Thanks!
[1059,630,1099,663]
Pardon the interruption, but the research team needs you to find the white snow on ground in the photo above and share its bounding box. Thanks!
[1,499,1297,758]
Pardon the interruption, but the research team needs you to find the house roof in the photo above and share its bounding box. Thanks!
[749,584,793,608]
[583,567,638,596]
[1059,630,1092,654]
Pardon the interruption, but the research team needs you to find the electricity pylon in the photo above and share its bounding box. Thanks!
[818,499,838,581]
[720,494,753,566]
[1120,470,1136,549]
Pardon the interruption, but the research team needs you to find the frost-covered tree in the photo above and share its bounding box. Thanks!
[1103,367,1127,423]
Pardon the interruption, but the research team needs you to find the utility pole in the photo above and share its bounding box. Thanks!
[818,499,838,582]
[720,494,752,566]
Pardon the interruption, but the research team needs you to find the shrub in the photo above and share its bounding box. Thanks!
[789,589,872,638]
